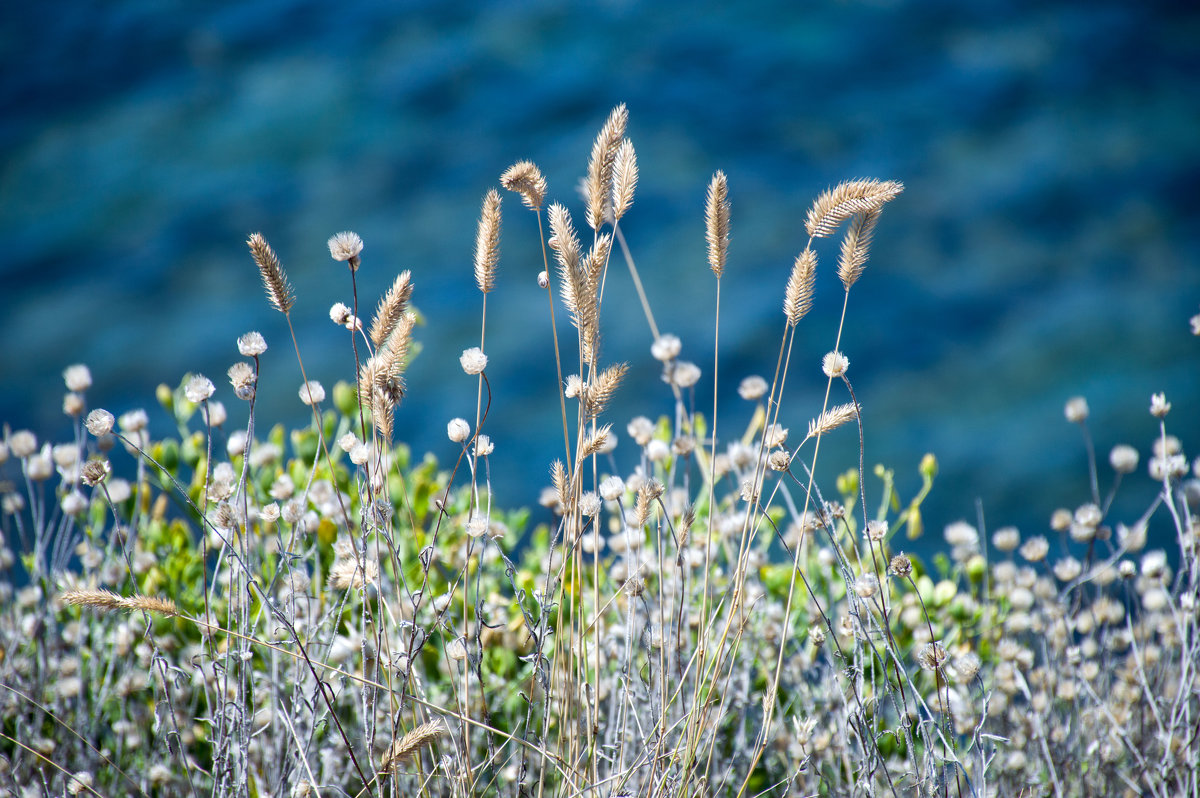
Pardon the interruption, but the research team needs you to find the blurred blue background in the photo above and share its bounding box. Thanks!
[2,0,1198,552]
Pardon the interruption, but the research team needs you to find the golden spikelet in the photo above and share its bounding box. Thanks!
[474,189,502,294]
[127,595,179,617]
[611,138,637,223]
[551,460,569,509]
[579,424,613,459]
[380,720,446,772]
[583,232,612,284]
[61,588,178,617]
[500,160,548,211]
[248,233,294,314]
[784,247,817,326]
[804,179,903,239]
[837,209,880,291]
[582,362,627,420]
[60,588,124,611]
[705,170,731,278]
[634,479,662,528]
[806,402,860,439]
[585,104,628,230]
[369,271,413,348]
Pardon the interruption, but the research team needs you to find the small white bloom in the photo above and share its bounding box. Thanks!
[865,520,888,542]
[329,302,352,326]
[85,409,114,437]
[579,491,601,517]
[1063,396,1089,423]
[185,374,215,403]
[738,375,768,401]
[61,490,88,517]
[651,334,682,362]
[460,347,488,375]
[466,514,489,538]
[599,475,625,501]
[63,364,92,392]
[1150,392,1170,418]
[447,418,471,443]
[327,231,364,262]
[473,434,494,457]
[671,361,701,388]
[8,430,37,458]
[238,332,267,356]
[822,351,849,378]
[205,400,227,427]
[1109,444,1139,474]
[298,380,325,406]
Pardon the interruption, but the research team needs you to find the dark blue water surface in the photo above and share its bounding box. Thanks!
[2,0,1198,553]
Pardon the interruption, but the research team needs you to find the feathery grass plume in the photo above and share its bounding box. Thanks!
[580,423,613,459]
[705,170,731,277]
[248,232,294,314]
[61,588,178,617]
[611,138,638,223]
[369,271,413,348]
[551,459,568,509]
[500,160,548,211]
[583,232,612,285]
[806,402,860,439]
[474,189,502,294]
[837,209,881,291]
[380,720,446,772]
[784,247,817,326]
[582,362,628,420]
[804,178,904,238]
[361,312,415,438]
[585,103,628,230]
[548,203,582,285]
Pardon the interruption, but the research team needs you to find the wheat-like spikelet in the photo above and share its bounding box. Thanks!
[248,232,294,314]
[548,203,581,286]
[837,209,880,291]
[804,179,903,238]
[380,720,446,772]
[585,104,628,230]
[806,402,860,439]
[582,362,627,420]
[705,170,731,278]
[579,423,613,459]
[634,479,662,528]
[500,160,548,211]
[61,588,178,617]
[369,271,413,348]
[551,460,568,509]
[784,247,817,326]
[611,138,637,223]
[474,189,502,294]
[583,232,612,285]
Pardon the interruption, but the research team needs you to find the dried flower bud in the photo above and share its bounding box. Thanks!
[447,418,470,443]
[81,460,110,487]
[460,347,488,375]
[889,554,912,578]
[822,351,849,378]
[185,375,215,403]
[1064,396,1089,423]
[738,375,768,401]
[327,231,364,267]
[237,331,267,357]
[1150,392,1170,418]
[1109,444,1139,474]
[298,380,325,406]
[228,362,256,401]
[85,410,114,437]
[63,364,92,392]
[651,334,682,362]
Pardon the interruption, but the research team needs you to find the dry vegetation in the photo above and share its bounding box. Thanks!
[1,106,1198,798]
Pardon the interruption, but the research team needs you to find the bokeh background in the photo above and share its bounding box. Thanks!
[3,0,1198,553]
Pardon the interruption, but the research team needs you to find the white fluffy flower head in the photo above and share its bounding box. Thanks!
[460,347,488,375]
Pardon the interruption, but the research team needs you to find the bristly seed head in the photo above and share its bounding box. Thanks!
[822,351,849,378]
[247,233,293,314]
[185,375,215,403]
[500,160,548,211]
[705,170,731,278]
[63,364,92,392]
[85,409,114,437]
[474,189,502,294]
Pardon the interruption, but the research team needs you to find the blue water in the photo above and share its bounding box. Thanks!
[2,0,1198,553]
